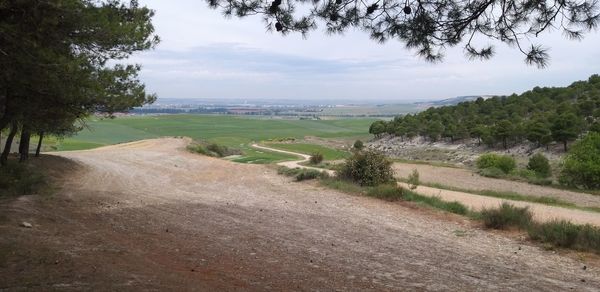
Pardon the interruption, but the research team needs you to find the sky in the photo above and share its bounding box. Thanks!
[133,0,600,102]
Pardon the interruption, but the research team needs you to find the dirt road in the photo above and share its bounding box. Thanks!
[393,163,600,208]
[1,138,599,290]
[255,143,600,226]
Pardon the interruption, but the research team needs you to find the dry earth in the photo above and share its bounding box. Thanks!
[0,138,599,290]
[393,163,600,209]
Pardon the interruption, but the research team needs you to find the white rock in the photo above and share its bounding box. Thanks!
[20,222,33,228]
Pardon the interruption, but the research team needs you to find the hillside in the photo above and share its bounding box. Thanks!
[2,138,599,290]
[370,75,600,152]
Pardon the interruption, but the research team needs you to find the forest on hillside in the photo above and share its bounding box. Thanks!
[369,75,600,152]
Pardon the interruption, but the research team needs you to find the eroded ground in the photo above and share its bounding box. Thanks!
[0,138,598,290]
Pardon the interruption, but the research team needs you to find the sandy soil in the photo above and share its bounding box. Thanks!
[0,138,599,290]
[393,163,600,208]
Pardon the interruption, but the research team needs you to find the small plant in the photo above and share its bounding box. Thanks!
[480,203,532,229]
[309,152,324,165]
[337,150,394,186]
[476,153,516,174]
[528,220,600,253]
[367,184,403,201]
[277,166,326,181]
[353,140,364,150]
[527,153,552,178]
[407,169,419,190]
[478,167,505,178]
[295,169,322,181]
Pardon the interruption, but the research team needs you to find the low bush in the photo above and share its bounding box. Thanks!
[309,152,324,165]
[407,169,419,190]
[337,150,394,186]
[277,166,326,181]
[0,162,46,198]
[295,169,323,181]
[366,184,403,201]
[478,167,506,178]
[402,189,469,215]
[353,140,364,150]
[188,141,241,158]
[476,153,516,174]
[528,220,600,253]
[527,153,552,178]
[480,203,532,229]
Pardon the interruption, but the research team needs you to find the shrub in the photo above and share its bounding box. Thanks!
[480,203,532,229]
[367,184,403,201]
[353,140,364,150]
[309,152,324,164]
[189,141,241,158]
[528,220,600,253]
[295,169,322,181]
[527,153,552,178]
[559,133,600,189]
[478,167,505,178]
[337,150,394,186]
[277,166,325,181]
[401,189,469,215]
[476,153,516,174]
[407,169,419,190]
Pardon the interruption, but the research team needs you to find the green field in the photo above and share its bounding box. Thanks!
[265,143,350,160]
[50,115,377,163]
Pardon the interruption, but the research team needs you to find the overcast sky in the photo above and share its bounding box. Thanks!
[133,0,600,102]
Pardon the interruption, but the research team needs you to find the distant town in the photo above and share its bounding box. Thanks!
[131,96,492,117]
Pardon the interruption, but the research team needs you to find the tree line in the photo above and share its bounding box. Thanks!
[0,0,158,165]
[369,75,600,152]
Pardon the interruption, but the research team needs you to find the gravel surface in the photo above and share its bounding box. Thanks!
[0,138,598,291]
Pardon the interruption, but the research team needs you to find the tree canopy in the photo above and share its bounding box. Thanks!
[0,0,158,164]
[369,74,600,151]
[206,0,600,67]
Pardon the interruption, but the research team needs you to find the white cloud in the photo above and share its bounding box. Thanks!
[134,0,600,101]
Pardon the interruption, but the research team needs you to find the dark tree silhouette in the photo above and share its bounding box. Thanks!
[206,0,600,67]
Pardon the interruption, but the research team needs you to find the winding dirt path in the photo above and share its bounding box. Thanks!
[1,138,599,290]
[255,144,600,226]
[251,143,335,175]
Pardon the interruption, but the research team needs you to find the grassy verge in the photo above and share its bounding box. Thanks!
[277,167,600,254]
[398,179,600,214]
[277,166,330,182]
[0,162,47,198]
[392,158,460,169]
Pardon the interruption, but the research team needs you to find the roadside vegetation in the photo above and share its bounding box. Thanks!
[188,141,242,158]
[475,153,553,186]
[277,146,600,254]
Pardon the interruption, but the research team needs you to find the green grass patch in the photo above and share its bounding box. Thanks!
[265,143,350,160]
[528,220,600,253]
[47,115,375,164]
[405,180,600,214]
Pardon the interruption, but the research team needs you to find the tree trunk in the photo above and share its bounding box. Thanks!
[35,131,44,157]
[19,127,31,162]
[1,121,18,166]
[563,140,568,152]
[503,138,507,149]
